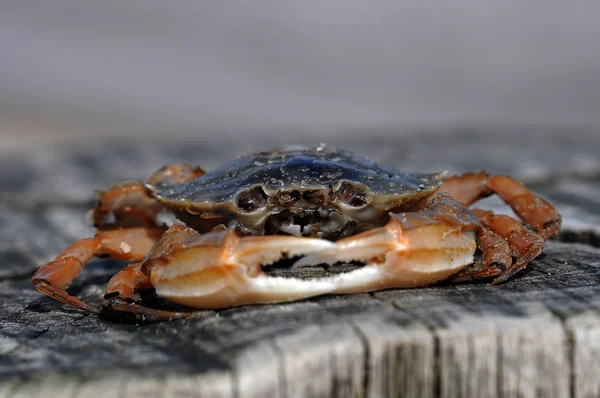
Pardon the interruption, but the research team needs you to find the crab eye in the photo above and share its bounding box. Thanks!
[237,187,268,212]
[337,183,368,207]
[303,190,325,204]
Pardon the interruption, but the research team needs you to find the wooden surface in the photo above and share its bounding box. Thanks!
[1,129,599,397]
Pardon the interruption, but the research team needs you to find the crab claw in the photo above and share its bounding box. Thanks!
[292,219,403,269]
[294,212,477,291]
[147,207,476,309]
[148,229,342,308]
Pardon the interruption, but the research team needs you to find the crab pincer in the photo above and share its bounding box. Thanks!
[144,227,339,309]
[293,194,479,294]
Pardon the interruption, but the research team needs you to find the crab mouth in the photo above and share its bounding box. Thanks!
[156,207,360,241]
[265,209,357,240]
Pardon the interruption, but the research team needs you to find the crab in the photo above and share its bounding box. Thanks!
[32,144,561,320]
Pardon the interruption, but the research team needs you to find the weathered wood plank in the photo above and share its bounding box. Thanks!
[6,376,78,398]
[1,130,600,397]
[234,341,283,398]
[351,311,435,398]
[374,291,571,398]
[270,323,365,398]
[570,314,600,398]
[539,286,600,398]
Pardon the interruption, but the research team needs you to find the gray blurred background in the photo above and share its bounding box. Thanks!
[1,1,599,150]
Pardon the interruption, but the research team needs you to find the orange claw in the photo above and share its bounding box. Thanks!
[93,224,339,315]
[144,228,339,308]
[295,213,477,292]
[296,194,480,290]
[142,195,477,309]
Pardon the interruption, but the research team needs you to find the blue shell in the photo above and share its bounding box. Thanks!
[152,145,443,206]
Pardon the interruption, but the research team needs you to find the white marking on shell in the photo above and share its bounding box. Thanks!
[119,242,132,254]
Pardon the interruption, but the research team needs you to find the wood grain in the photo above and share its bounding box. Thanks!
[0,129,599,397]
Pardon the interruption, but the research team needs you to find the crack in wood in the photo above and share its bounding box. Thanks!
[347,322,370,398]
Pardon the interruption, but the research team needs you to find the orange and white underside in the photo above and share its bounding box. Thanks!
[149,214,476,309]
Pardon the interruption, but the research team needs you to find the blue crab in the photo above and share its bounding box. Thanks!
[33,145,561,320]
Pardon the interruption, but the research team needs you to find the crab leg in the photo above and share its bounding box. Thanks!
[437,172,561,240]
[104,260,201,321]
[467,208,546,284]
[103,260,196,321]
[32,227,165,313]
[93,164,204,230]
[102,225,198,320]
[434,172,562,283]
[447,227,512,282]
[92,182,165,230]
[33,164,204,316]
